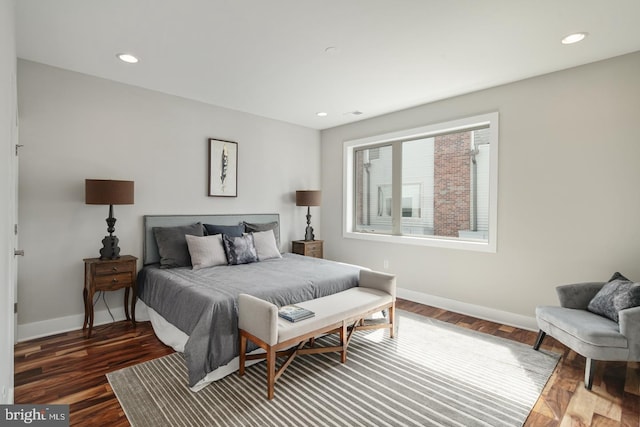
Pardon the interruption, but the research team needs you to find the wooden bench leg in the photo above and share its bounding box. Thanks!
[340,321,348,363]
[266,347,276,400]
[239,333,247,376]
[389,304,395,339]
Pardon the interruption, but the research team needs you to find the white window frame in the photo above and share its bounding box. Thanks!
[343,112,499,253]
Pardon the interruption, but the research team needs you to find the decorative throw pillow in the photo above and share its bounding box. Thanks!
[153,223,204,268]
[222,234,258,265]
[608,271,630,282]
[252,230,282,261]
[243,221,280,249]
[203,223,244,237]
[185,234,227,270]
[587,273,640,322]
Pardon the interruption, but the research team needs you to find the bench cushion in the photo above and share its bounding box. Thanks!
[277,287,392,343]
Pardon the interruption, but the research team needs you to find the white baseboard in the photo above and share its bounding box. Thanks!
[17,305,151,342]
[397,287,538,332]
[1,387,13,405]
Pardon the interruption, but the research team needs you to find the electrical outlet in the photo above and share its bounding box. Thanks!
[383,259,389,269]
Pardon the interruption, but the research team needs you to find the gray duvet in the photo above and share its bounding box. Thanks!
[138,253,361,387]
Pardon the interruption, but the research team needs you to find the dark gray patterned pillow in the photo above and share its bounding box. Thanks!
[222,234,258,265]
[587,277,640,322]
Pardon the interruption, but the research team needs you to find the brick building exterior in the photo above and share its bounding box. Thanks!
[433,132,471,237]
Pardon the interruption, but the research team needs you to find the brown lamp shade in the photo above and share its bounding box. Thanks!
[85,179,134,205]
[296,190,321,207]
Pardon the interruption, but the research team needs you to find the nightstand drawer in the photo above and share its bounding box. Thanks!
[306,247,322,257]
[305,242,322,251]
[94,272,133,290]
[94,262,135,276]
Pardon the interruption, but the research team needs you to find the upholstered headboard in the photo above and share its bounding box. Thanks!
[143,213,280,265]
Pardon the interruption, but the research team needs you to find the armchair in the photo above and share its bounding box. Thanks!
[534,281,640,390]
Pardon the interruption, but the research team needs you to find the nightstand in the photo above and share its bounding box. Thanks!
[83,255,137,338]
[291,240,323,259]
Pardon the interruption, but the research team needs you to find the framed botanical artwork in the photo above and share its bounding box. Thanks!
[208,138,238,197]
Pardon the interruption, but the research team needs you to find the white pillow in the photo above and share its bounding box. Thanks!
[185,234,227,270]
[252,230,282,261]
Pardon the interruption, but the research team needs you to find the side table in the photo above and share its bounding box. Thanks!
[291,240,324,259]
[82,255,137,338]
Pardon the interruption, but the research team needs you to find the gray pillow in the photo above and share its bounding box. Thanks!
[153,223,204,268]
[204,223,244,237]
[243,221,280,248]
[222,234,258,265]
[185,234,227,270]
[587,276,640,322]
[252,230,282,261]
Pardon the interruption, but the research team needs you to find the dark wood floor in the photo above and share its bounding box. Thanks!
[14,299,640,426]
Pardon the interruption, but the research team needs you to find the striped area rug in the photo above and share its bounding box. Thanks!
[107,311,558,427]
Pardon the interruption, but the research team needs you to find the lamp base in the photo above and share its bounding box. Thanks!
[303,207,316,241]
[304,225,315,241]
[99,235,121,260]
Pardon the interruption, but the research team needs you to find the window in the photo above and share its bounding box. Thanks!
[343,113,498,252]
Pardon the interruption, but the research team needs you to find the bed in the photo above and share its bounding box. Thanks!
[137,214,362,391]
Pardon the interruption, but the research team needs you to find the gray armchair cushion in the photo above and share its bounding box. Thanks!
[536,306,627,348]
[536,305,629,361]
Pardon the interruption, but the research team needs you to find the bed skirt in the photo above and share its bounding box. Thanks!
[140,301,263,392]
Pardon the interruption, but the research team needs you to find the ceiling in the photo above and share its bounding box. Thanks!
[15,1,640,130]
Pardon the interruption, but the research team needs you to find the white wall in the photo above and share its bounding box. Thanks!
[321,52,640,328]
[17,60,320,338]
[0,0,17,403]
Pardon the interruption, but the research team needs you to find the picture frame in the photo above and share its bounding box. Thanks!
[208,138,238,197]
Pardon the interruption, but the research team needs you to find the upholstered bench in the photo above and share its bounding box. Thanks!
[238,269,396,400]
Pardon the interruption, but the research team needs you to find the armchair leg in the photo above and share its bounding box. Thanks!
[533,330,546,350]
[584,358,595,390]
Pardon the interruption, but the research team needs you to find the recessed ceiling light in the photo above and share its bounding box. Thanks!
[316,112,328,117]
[117,53,139,63]
[561,32,588,45]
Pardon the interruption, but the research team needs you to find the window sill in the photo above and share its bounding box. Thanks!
[343,231,496,253]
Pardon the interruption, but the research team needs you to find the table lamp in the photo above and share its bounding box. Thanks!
[296,190,321,241]
[85,179,134,259]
